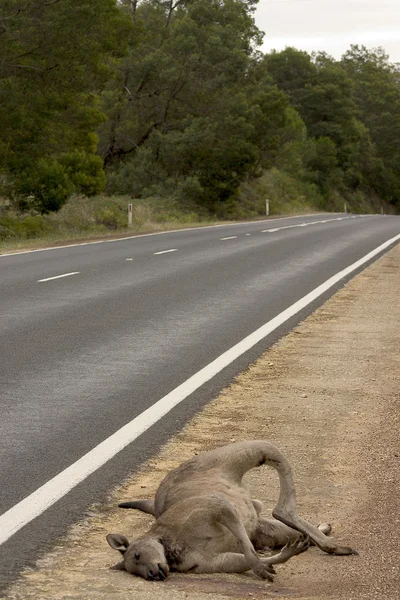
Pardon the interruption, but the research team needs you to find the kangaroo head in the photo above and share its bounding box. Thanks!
[106,533,169,581]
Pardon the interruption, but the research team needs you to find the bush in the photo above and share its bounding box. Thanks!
[175,177,205,206]
[95,205,126,229]
[0,212,53,239]
[106,146,168,197]
[59,151,106,197]
[12,152,106,214]
[15,159,74,213]
[238,168,318,216]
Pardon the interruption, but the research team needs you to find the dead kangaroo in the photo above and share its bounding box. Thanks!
[107,440,357,581]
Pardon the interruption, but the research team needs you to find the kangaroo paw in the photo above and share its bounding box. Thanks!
[330,545,359,556]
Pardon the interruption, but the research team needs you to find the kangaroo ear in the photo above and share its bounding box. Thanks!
[106,533,130,553]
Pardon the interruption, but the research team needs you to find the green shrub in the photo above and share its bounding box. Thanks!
[211,196,248,220]
[12,151,106,214]
[175,177,205,206]
[0,213,53,239]
[95,205,126,229]
[106,146,168,197]
[238,168,318,216]
[15,159,74,213]
[59,151,106,197]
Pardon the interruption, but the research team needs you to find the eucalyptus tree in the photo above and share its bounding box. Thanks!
[102,0,294,207]
[0,0,131,211]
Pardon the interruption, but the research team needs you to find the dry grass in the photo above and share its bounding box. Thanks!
[0,195,218,253]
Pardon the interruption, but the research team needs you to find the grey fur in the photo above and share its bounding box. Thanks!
[107,440,357,581]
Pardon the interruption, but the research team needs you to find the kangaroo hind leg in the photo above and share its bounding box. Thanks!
[253,518,332,551]
[252,517,303,550]
[234,441,358,556]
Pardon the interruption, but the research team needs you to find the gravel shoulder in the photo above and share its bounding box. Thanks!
[3,244,400,600]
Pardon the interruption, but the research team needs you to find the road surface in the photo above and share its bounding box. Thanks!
[0,213,399,590]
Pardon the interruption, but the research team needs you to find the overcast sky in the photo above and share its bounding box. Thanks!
[255,0,400,63]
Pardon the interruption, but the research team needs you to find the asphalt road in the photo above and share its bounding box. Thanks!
[0,213,399,590]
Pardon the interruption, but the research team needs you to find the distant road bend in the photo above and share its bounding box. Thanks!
[0,213,399,590]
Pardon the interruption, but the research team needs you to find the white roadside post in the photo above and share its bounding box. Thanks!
[344,201,347,213]
[128,203,133,227]
[266,198,270,217]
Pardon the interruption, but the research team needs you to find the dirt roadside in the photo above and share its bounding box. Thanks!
[3,244,400,600]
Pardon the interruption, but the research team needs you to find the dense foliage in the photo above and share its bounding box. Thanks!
[0,0,130,211]
[1,0,399,215]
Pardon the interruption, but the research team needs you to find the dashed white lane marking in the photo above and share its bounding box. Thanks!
[38,272,80,283]
[1,214,327,258]
[262,225,293,232]
[1,231,398,546]
[125,258,133,261]
[220,236,238,241]
[153,248,178,255]
[245,233,251,236]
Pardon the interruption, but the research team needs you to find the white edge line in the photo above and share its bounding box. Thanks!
[0,232,399,545]
[0,214,341,258]
[153,248,178,255]
[38,272,80,282]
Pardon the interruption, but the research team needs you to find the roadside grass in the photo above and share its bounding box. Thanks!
[0,192,319,254]
[0,165,392,254]
[0,195,220,253]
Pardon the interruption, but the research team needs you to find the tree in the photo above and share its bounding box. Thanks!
[263,47,384,204]
[341,45,400,205]
[0,0,131,211]
[101,0,280,206]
